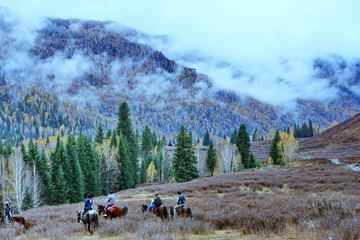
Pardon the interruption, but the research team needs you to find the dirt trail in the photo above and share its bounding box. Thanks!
[330,158,360,171]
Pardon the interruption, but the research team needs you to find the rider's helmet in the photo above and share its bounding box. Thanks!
[5,201,9,206]
[109,190,113,194]
[177,191,182,195]
[87,193,91,198]
[154,192,159,197]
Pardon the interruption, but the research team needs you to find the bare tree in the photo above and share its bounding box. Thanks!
[7,147,26,212]
[30,163,45,207]
[0,155,7,206]
[221,140,236,173]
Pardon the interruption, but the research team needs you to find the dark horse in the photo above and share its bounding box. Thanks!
[169,206,192,218]
[97,204,128,219]
[142,204,168,220]
[77,210,99,235]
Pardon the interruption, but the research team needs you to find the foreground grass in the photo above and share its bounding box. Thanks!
[1,159,360,240]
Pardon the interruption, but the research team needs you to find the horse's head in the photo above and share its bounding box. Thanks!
[76,211,81,222]
[141,204,148,213]
[97,205,105,215]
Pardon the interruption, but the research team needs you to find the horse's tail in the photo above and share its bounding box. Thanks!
[163,206,169,219]
[94,213,99,227]
[123,206,128,216]
[187,208,192,218]
[169,206,174,217]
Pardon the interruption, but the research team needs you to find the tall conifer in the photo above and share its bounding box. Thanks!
[172,126,198,182]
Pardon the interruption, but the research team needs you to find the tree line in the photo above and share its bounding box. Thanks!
[0,101,302,213]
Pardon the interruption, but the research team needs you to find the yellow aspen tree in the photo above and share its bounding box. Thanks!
[279,132,299,165]
[146,161,158,183]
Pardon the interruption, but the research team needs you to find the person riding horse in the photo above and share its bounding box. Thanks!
[145,192,163,215]
[4,201,12,221]
[173,192,186,216]
[81,194,93,221]
[104,190,115,217]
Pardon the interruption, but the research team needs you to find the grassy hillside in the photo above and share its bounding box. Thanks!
[1,160,359,240]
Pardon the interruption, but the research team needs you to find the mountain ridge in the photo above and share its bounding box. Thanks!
[1,15,360,139]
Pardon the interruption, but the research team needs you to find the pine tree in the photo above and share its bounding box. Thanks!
[172,126,198,182]
[49,136,70,204]
[116,102,138,187]
[77,134,100,196]
[95,124,104,144]
[117,133,133,189]
[66,135,85,203]
[236,124,251,169]
[117,102,132,139]
[110,129,117,148]
[309,120,314,137]
[269,130,284,165]
[22,187,33,211]
[36,150,53,204]
[106,129,112,139]
[202,130,210,146]
[205,140,217,176]
[230,128,238,145]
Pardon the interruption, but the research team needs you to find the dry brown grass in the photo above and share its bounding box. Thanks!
[1,161,359,240]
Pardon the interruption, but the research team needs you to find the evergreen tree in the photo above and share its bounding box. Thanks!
[49,136,70,204]
[110,129,117,148]
[269,130,284,165]
[66,135,85,203]
[95,124,104,144]
[248,152,259,169]
[202,130,210,146]
[142,125,153,158]
[116,102,138,187]
[172,126,198,182]
[22,187,33,211]
[36,150,53,204]
[117,133,133,189]
[205,140,217,176]
[236,124,251,169]
[309,120,314,137]
[230,128,238,145]
[106,129,112,139]
[117,102,132,139]
[77,134,100,196]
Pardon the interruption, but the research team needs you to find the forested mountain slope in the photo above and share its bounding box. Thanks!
[1,15,360,139]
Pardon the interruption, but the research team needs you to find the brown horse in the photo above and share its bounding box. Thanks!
[142,204,168,220]
[97,204,128,219]
[169,206,192,218]
[77,210,99,235]
[11,216,26,227]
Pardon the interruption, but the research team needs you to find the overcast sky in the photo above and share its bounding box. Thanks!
[1,0,360,108]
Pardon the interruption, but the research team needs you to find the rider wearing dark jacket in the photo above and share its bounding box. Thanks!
[81,194,93,221]
[174,191,186,216]
[145,192,162,214]
[84,194,93,211]
[4,202,12,220]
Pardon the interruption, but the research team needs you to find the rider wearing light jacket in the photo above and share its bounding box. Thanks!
[174,191,186,216]
[104,190,116,217]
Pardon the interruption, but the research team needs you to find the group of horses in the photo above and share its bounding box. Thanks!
[78,204,192,235]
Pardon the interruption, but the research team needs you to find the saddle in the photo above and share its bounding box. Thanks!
[176,205,187,212]
[108,205,117,212]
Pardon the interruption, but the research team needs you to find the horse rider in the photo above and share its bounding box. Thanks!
[173,191,186,216]
[145,192,163,215]
[104,190,115,217]
[81,193,93,221]
[4,201,12,221]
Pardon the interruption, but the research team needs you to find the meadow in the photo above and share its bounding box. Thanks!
[1,159,359,240]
